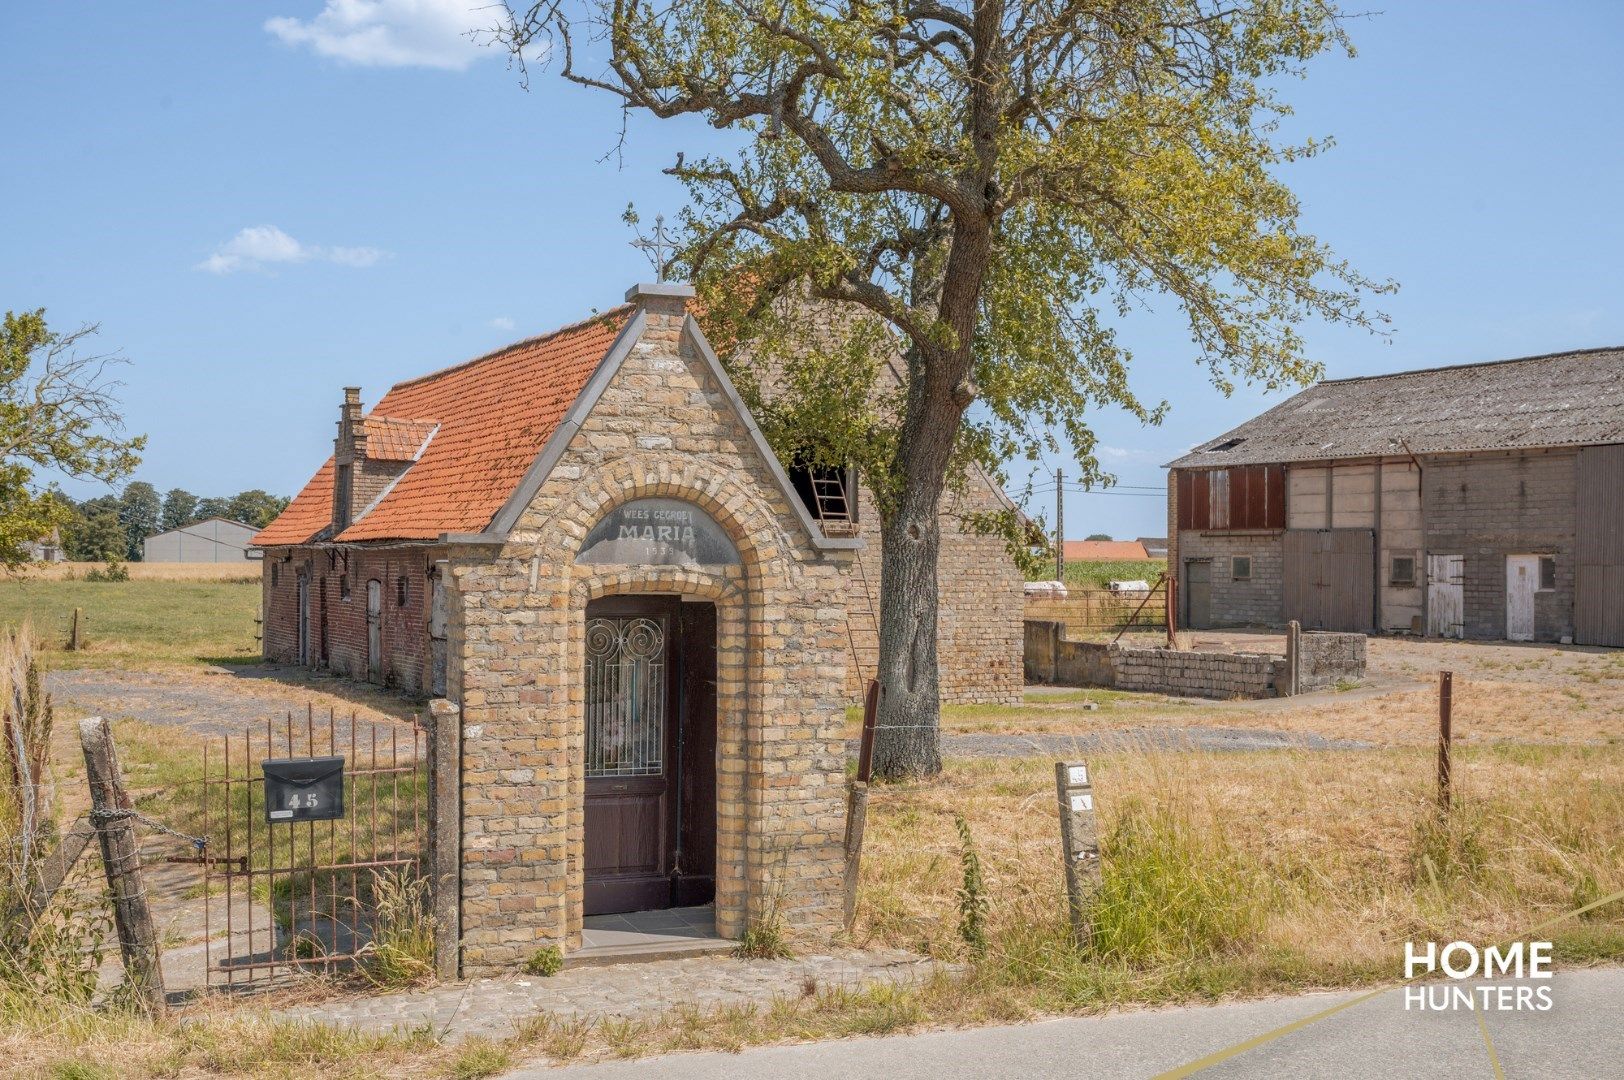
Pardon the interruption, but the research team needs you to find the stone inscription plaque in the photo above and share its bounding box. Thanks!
[578,498,741,567]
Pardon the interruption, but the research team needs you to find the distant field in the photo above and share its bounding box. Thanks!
[12,560,261,582]
[0,578,262,668]
[1029,557,1168,590]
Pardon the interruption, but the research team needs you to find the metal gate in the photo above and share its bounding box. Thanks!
[1283,529,1374,632]
[198,708,427,986]
[1577,445,1624,646]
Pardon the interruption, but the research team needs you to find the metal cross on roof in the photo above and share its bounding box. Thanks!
[630,214,678,282]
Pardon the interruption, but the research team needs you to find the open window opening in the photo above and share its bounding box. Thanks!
[786,453,859,537]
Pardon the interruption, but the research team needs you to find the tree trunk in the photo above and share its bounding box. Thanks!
[871,479,945,778]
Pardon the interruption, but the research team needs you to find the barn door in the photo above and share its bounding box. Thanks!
[365,579,382,678]
[1505,555,1538,642]
[1576,445,1624,646]
[1184,561,1212,629]
[1427,554,1464,639]
[1285,529,1373,631]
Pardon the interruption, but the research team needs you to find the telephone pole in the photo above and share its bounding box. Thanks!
[1055,468,1065,582]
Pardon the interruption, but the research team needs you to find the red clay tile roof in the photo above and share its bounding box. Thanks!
[254,459,336,546]
[253,307,632,546]
[363,417,439,461]
[1062,540,1153,561]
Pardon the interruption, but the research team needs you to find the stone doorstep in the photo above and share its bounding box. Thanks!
[564,935,739,969]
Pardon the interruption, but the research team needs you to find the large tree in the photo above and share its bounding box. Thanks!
[499,0,1390,777]
[0,311,144,569]
[118,480,161,560]
[226,489,291,529]
[160,487,198,532]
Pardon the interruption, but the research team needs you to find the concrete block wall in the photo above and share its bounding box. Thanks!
[1294,631,1367,693]
[1112,645,1280,699]
[1174,531,1285,627]
[1423,449,1578,642]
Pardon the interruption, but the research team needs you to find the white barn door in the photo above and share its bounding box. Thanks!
[1505,555,1538,642]
[1426,554,1464,639]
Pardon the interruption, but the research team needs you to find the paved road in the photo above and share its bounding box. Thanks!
[847,726,1371,759]
[506,967,1622,1079]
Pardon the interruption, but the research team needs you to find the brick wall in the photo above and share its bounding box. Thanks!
[446,295,851,971]
[1423,449,1578,641]
[260,544,433,694]
[1173,530,1285,627]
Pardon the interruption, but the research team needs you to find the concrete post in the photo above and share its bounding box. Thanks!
[427,697,462,980]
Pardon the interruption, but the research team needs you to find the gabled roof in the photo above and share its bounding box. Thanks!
[254,309,630,547]
[1166,346,1624,469]
[254,288,861,552]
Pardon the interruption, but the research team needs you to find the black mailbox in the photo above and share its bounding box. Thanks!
[262,756,345,823]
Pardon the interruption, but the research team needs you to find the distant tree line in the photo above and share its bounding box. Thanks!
[61,482,289,562]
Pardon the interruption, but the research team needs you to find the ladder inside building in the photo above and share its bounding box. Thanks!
[810,467,859,537]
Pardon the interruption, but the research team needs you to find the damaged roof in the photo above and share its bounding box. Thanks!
[1167,346,1624,469]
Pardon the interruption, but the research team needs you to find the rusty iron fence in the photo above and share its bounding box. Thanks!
[198,707,427,987]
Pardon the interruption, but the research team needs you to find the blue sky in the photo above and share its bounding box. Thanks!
[3,3,1621,541]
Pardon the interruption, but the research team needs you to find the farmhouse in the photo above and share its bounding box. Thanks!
[1166,347,1624,645]
[143,517,260,562]
[252,282,1022,968]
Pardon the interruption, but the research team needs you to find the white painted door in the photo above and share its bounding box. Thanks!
[1506,555,1538,642]
[1426,554,1464,639]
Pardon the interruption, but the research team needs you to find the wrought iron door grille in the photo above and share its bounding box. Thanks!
[585,616,667,777]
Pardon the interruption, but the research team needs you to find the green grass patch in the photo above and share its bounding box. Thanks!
[0,579,261,668]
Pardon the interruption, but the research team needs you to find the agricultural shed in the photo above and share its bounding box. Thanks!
[1166,346,1624,646]
[142,517,260,562]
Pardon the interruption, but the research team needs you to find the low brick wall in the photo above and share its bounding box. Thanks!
[1292,631,1367,693]
[1025,620,1367,700]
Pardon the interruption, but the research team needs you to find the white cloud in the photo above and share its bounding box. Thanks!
[197,225,386,274]
[265,1,507,71]
[490,316,516,330]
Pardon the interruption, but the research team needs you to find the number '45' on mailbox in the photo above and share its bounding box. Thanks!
[262,756,345,823]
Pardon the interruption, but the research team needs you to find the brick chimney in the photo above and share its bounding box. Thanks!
[332,387,364,531]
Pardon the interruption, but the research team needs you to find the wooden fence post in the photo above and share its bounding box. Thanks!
[78,717,167,1017]
[842,680,881,933]
[1437,671,1453,812]
[427,698,461,981]
[1055,760,1101,948]
[1285,620,1302,697]
[68,607,83,651]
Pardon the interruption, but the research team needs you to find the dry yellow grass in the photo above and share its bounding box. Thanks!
[10,561,261,583]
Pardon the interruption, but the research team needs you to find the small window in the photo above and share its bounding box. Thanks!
[1231,555,1252,581]
[340,575,351,600]
[397,575,409,607]
[271,563,279,587]
[1539,556,1556,591]
[1391,555,1416,587]
[1207,437,1246,452]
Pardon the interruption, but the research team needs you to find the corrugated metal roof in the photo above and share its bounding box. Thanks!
[1167,346,1624,468]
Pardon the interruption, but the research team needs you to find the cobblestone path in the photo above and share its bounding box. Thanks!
[273,949,938,1043]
